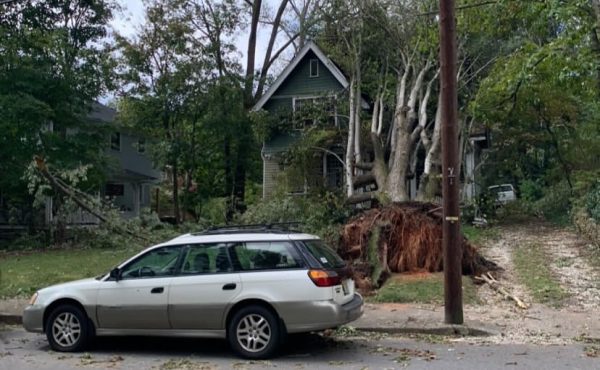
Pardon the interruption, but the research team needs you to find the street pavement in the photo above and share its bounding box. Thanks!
[0,326,597,370]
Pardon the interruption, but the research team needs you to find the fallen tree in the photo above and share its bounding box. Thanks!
[339,202,500,291]
[34,156,148,241]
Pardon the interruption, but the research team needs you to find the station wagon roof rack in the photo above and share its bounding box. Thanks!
[192,222,303,235]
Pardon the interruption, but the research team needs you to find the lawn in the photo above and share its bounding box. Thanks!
[512,243,568,307]
[0,247,141,298]
[462,225,499,247]
[369,272,480,305]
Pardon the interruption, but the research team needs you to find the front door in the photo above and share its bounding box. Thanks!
[96,245,184,329]
[169,243,242,330]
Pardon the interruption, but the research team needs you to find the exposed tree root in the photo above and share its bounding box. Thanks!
[339,202,501,291]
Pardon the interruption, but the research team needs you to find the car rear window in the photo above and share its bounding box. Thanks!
[303,240,346,268]
[232,241,303,271]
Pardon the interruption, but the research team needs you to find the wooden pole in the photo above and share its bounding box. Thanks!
[439,0,464,324]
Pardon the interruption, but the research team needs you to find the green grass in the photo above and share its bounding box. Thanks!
[0,247,141,298]
[462,225,500,246]
[512,243,569,307]
[369,273,479,305]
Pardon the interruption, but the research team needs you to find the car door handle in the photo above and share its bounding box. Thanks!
[222,283,237,291]
[151,287,164,294]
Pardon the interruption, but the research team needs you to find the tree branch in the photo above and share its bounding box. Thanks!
[353,173,376,189]
[346,192,377,205]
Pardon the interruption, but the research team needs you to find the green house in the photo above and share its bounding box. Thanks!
[252,41,367,198]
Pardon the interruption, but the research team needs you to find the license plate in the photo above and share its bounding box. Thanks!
[342,279,352,295]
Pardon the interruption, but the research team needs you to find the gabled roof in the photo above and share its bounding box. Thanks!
[88,102,116,122]
[252,41,352,112]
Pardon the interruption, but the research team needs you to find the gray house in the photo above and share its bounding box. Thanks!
[0,103,160,228]
[253,41,369,198]
[90,103,160,220]
[45,103,161,224]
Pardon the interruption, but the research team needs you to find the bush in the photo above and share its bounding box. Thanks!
[0,232,49,251]
[519,179,544,202]
[198,197,229,226]
[533,181,572,225]
[585,181,600,223]
[239,191,351,247]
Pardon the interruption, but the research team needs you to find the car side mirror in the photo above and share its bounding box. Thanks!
[110,268,121,281]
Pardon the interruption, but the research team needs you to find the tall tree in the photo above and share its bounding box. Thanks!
[117,0,203,224]
[470,0,600,197]
[0,0,116,228]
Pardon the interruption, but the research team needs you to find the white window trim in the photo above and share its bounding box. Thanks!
[309,59,319,77]
[292,95,321,112]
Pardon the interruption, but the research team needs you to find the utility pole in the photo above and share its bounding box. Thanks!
[439,0,464,324]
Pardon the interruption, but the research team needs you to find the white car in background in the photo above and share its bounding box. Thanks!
[22,225,363,359]
[488,184,517,205]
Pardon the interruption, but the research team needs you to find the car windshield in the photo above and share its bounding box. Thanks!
[489,185,513,193]
[303,240,346,269]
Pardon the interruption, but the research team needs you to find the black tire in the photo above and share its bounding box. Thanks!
[45,305,91,352]
[227,305,281,359]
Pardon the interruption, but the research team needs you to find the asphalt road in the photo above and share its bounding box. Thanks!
[0,326,597,370]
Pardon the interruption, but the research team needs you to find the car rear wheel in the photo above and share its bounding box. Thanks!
[227,305,280,359]
[46,305,91,352]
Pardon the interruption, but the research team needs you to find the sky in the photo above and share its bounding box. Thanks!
[103,0,292,104]
[110,0,146,38]
[109,0,276,66]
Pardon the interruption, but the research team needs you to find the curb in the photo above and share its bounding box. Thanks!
[354,325,498,337]
[1,312,498,337]
[0,313,22,326]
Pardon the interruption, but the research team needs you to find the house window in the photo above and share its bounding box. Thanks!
[105,183,124,197]
[137,138,146,153]
[110,132,120,151]
[309,59,319,77]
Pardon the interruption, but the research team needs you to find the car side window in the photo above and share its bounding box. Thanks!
[180,243,234,274]
[120,246,183,279]
[232,242,303,271]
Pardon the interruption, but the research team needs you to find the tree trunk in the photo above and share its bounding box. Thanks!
[345,78,356,198]
[244,0,262,107]
[385,129,411,201]
[172,159,180,224]
[417,95,442,201]
[353,42,362,166]
[255,0,289,99]
[591,0,600,95]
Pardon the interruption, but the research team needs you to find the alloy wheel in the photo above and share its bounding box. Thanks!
[235,313,271,353]
[51,312,81,348]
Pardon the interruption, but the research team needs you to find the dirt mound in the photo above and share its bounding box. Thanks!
[339,202,500,290]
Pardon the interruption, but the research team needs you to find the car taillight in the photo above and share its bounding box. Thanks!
[308,269,341,287]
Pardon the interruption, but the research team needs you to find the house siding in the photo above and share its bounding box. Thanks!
[262,157,281,198]
[263,96,293,112]
[272,51,342,97]
[261,49,347,198]
[109,132,160,181]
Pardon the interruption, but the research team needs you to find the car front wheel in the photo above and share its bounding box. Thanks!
[46,305,91,352]
[227,305,281,359]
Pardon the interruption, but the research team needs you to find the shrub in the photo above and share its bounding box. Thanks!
[519,179,544,202]
[533,181,572,225]
[585,181,600,223]
[198,197,229,226]
[239,191,351,247]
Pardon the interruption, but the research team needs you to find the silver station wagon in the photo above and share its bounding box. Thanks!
[23,225,363,358]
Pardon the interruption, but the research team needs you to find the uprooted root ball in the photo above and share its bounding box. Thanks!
[339,202,500,291]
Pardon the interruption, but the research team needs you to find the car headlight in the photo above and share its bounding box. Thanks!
[29,292,38,305]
